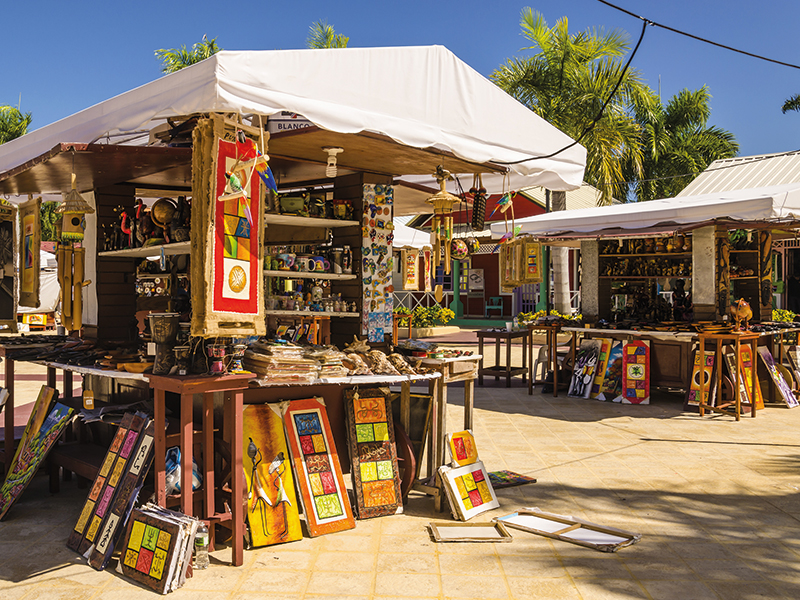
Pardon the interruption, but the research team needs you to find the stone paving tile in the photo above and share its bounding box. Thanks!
[572,578,649,600]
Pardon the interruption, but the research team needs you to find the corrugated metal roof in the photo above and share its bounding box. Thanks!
[677,150,800,197]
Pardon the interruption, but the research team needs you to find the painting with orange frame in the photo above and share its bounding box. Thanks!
[447,430,479,467]
[281,397,355,536]
[738,345,764,410]
[242,404,302,547]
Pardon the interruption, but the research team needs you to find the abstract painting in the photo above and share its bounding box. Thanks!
[685,350,716,410]
[568,339,602,398]
[67,412,149,557]
[595,342,623,401]
[447,430,479,467]
[0,386,70,520]
[589,338,613,399]
[343,388,401,519]
[438,460,499,521]
[281,397,354,536]
[242,404,302,546]
[18,196,41,308]
[621,340,650,404]
[757,347,798,408]
[739,345,764,410]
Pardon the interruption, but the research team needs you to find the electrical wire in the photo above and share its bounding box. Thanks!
[497,18,650,165]
[597,0,800,70]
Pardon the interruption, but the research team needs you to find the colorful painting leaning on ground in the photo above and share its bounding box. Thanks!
[242,404,302,547]
[0,386,71,520]
[568,339,601,399]
[621,340,650,404]
[281,397,355,536]
[343,388,402,519]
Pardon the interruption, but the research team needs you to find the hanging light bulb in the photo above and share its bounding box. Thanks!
[323,147,344,178]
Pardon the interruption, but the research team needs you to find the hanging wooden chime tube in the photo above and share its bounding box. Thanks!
[72,247,85,332]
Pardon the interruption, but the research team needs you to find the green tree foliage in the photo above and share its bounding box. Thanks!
[155,35,221,74]
[306,20,349,49]
[625,87,739,201]
[782,93,800,114]
[40,202,60,242]
[491,8,654,204]
[0,105,32,144]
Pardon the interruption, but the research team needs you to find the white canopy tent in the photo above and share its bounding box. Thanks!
[0,46,585,192]
[491,182,800,239]
[393,222,430,250]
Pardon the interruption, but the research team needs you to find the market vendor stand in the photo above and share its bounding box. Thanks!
[696,331,760,420]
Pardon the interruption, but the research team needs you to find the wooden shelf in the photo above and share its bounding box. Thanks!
[264,214,359,228]
[263,270,357,281]
[98,241,190,258]
[601,275,692,280]
[265,310,359,317]
[729,249,759,253]
[731,276,759,280]
[600,252,691,258]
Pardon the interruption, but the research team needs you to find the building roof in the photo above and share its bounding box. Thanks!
[678,151,800,197]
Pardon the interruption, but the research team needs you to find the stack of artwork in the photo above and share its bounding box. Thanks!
[361,184,394,342]
[439,430,499,521]
[565,339,649,404]
[67,411,156,570]
[0,386,72,520]
[118,503,199,594]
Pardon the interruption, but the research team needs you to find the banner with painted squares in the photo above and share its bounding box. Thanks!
[343,389,401,519]
[361,183,394,342]
[281,397,355,537]
[439,460,499,521]
[621,340,650,404]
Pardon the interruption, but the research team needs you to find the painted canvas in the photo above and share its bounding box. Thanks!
[620,340,650,404]
[0,387,71,520]
[589,338,613,399]
[120,503,198,594]
[685,350,716,410]
[343,388,402,519]
[739,345,764,410]
[596,342,623,401]
[757,347,798,408]
[18,196,41,308]
[786,345,800,386]
[447,430,479,467]
[281,397,355,536]
[67,412,148,555]
[402,248,419,290]
[242,404,302,547]
[568,339,602,398]
[88,418,156,570]
[439,460,499,521]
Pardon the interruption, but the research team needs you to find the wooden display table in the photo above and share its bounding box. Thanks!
[697,331,760,421]
[527,323,563,396]
[476,329,529,387]
[149,372,252,567]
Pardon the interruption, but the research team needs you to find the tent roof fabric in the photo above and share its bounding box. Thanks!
[0,47,586,191]
[492,182,800,238]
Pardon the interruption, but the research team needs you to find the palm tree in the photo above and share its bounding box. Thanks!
[491,8,654,205]
[306,20,349,49]
[0,105,32,144]
[155,35,221,74]
[782,94,800,114]
[492,9,654,314]
[626,87,739,201]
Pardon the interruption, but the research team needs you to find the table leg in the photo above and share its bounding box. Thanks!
[463,378,474,430]
[426,378,436,478]
[551,330,558,398]
[750,339,757,419]
[400,381,411,433]
[495,337,501,381]
[3,358,14,475]
[433,377,447,512]
[47,366,56,388]
[203,392,215,547]
[231,389,244,567]
[478,336,484,386]
[522,332,528,384]
[698,336,706,417]
[64,371,73,402]
[528,331,533,395]
[180,393,194,516]
[505,334,512,387]
[154,389,166,507]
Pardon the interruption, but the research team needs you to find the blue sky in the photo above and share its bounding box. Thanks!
[4,0,800,159]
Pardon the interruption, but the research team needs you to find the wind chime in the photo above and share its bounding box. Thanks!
[56,164,95,334]
[426,166,460,302]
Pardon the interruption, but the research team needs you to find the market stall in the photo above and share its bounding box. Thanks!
[491,183,800,414]
[0,45,586,578]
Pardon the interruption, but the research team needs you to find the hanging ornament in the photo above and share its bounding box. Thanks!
[470,173,487,231]
[425,166,459,276]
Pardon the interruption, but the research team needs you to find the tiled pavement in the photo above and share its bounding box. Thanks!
[2,355,800,599]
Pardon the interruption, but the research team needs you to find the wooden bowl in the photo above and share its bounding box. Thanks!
[122,362,153,373]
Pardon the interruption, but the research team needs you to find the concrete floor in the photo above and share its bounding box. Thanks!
[1,349,800,599]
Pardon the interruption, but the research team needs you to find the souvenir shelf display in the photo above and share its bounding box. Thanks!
[599,236,692,279]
